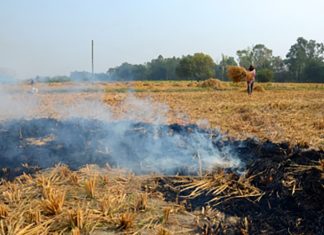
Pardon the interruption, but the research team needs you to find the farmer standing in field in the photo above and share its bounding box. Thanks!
[246,65,256,95]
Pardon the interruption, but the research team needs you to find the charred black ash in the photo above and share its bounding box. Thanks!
[156,139,323,234]
[0,118,227,179]
[0,118,323,234]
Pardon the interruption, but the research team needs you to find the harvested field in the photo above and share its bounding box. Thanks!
[0,81,323,234]
[6,81,322,149]
[103,81,324,149]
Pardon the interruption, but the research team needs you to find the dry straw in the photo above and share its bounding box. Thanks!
[41,189,65,215]
[117,212,135,230]
[227,66,248,82]
[198,78,226,90]
[0,204,8,219]
[178,171,263,206]
[85,176,96,198]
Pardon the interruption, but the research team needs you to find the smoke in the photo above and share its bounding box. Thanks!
[0,85,39,120]
[0,118,241,176]
[0,82,242,176]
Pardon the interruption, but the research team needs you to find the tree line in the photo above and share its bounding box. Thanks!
[35,37,324,83]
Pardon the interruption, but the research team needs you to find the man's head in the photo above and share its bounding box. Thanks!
[248,65,255,71]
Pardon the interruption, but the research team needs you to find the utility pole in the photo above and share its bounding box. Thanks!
[91,40,94,79]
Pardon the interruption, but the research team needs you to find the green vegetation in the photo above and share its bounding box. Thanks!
[176,53,215,81]
[31,37,324,83]
[285,37,324,82]
[103,37,324,83]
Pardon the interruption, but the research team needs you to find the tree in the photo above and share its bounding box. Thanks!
[271,56,286,73]
[106,63,148,81]
[146,55,180,80]
[106,55,181,81]
[237,44,288,82]
[257,68,273,82]
[303,60,324,83]
[176,53,215,81]
[236,48,253,68]
[271,56,287,82]
[252,44,273,69]
[237,44,273,69]
[107,63,135,80]
[285,37,324,82]
[215,54,237,80]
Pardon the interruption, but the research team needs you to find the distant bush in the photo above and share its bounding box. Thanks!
[32,75,72,83]
[257,69,273,82]
[46,76,71,83]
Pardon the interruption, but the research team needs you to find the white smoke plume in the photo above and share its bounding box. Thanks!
[0,82,241,175]
[0,85,39,120]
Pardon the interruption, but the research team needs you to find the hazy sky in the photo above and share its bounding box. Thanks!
[1,0,324,79]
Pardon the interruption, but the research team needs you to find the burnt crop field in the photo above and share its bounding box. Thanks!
[0,117,323,234]
[0,81,323,234]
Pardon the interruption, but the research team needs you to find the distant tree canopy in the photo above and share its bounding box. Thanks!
[106,56,180,81]
[257,68,273,82]
[176,53,215,81]
[31,37,324,83]
[235,39,324,83]
[147,55,180,80]
[106,53,215,82]
[236,44,278,82]
[285,37,324,82]
[237,44,275,69]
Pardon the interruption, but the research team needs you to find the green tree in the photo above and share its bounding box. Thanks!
[257,68,273,82]
[303,60,324,83]
[236,48,253,68]
[215,54,237,80]
[107,63,135,80]
[271,56,286,73]
[176,53,215,81]
[146,55,180,80]
[237,44,286,82]
[252,44,273,69]
[237,44,274,69]
[285,37,324,82]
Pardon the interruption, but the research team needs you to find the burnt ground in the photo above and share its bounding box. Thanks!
[0,118,323,234]
[0,118,234,178]
[156,140,324,234]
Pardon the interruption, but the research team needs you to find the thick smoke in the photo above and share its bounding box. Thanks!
[0,83,241,175]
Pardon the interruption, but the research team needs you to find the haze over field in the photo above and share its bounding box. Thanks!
[1,0,324,79]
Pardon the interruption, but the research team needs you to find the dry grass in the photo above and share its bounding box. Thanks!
[41,189,65,215]
[227,66,248,82]
[84,176,96,198]
[0,81,323,234]
[0,165,195,234]
[102,82,324,149]
[2,81,323,148]
[177,171,263,206]
[117,212,135,230]
[198,78,227,90]
[253,85,265,92]
[68,207,84,230]
[0,204,8,219]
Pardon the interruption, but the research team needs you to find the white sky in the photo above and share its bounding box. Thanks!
[1,0,324,79]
